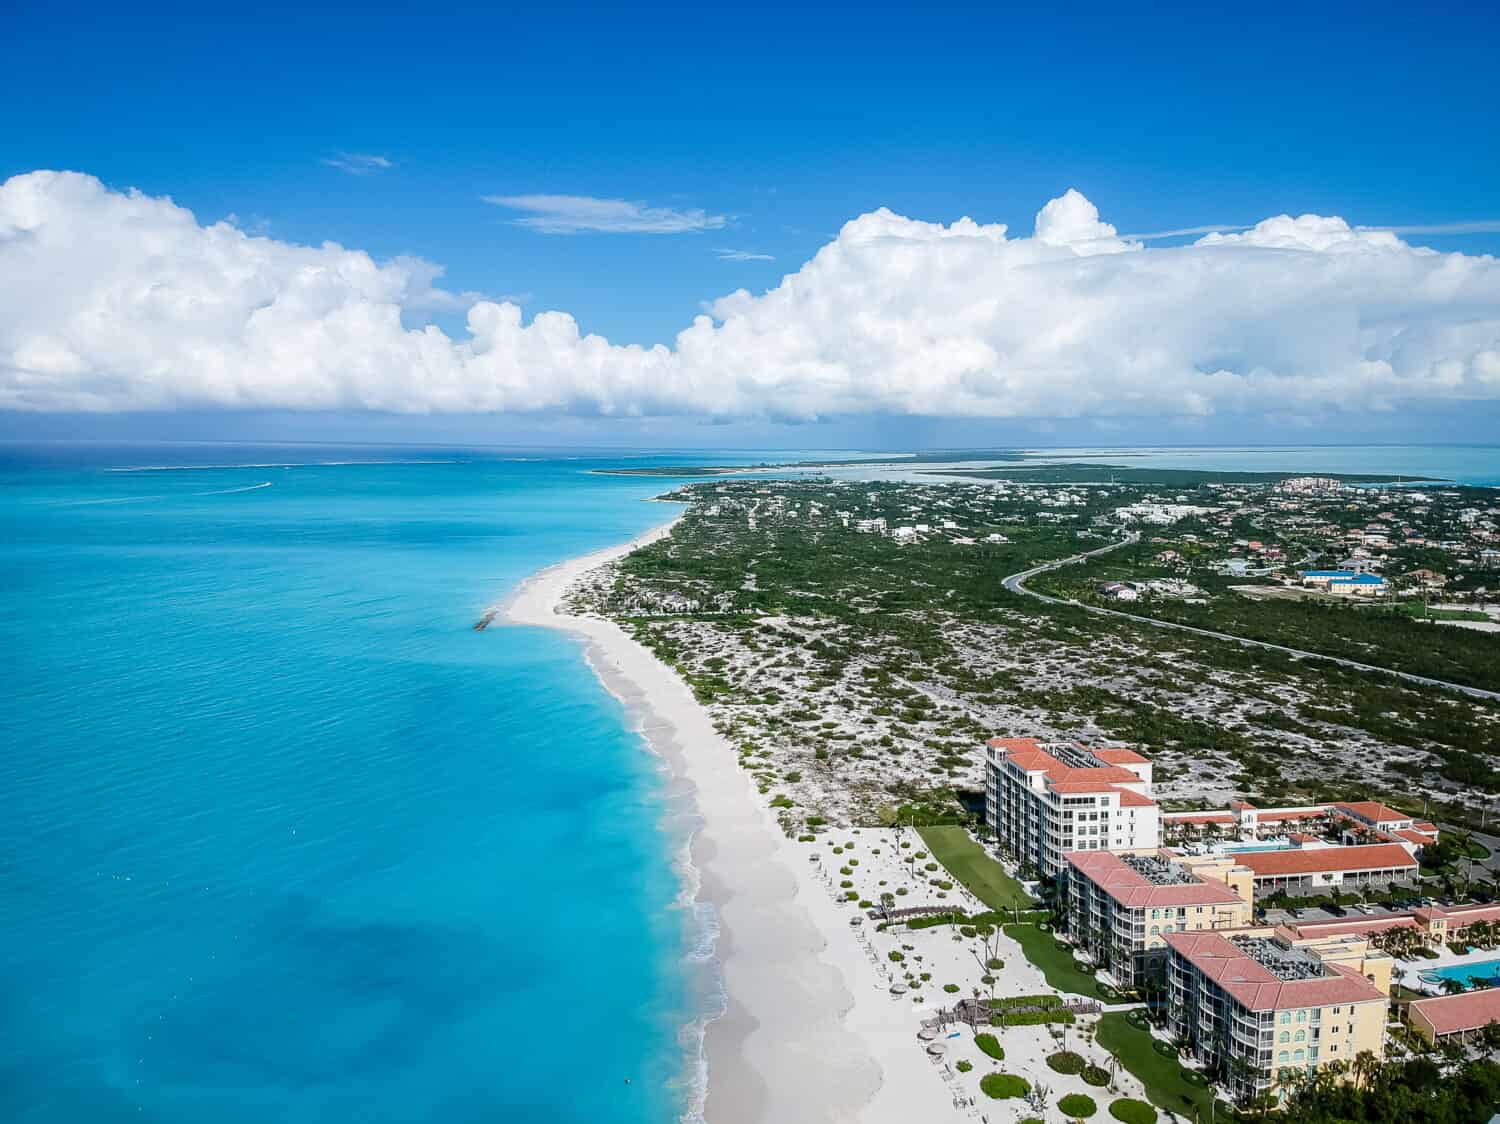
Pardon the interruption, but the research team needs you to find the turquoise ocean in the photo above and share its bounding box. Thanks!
[2,441,1495,1124]
[0,444,743,1124]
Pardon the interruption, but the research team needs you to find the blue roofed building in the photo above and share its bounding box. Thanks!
[1299,570,1388,597]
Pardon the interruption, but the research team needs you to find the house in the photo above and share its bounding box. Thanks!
[1099,581,1140,601]
[1404,568,1448,588]
[1408,990,1500,1046]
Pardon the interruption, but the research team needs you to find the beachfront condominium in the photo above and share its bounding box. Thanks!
[1063,850,1252,988]
[1165,927,1389,1104]
[984,738,1160,877]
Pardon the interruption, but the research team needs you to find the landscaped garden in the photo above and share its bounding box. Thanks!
[980,1072,1030,1099]
[917,825,1036,911]
[1059,1092,1098,1118]
[1001,923,1108,999]
[1096,1012,1223,1120]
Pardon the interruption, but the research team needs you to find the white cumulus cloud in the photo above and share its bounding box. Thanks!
[2,170,1499,419]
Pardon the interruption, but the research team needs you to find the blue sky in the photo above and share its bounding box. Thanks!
[3,0,1499,447]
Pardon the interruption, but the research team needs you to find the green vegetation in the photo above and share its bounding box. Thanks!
[975,1033,1004,1060]
[1276,1056,1500,1124]
[1032,535,1500,694]
[1082,1065,1110,1086]
[1096,1012,1219,1121]
[1058,1093,1098,1118]
[1108,1099,1157,1124]
[918,826,1035,910]
[1003,924,1106,999]
[980,1073,1030,1099]
[1048,1050,1086,1074]
[955,1059,972,1073]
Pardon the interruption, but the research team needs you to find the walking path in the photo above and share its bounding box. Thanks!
[1002,533,1500,702]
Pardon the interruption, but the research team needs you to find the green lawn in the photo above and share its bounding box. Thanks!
[916,826,1035,911]
[1096,1012,1227,1123]
[1002,924,1106,1000]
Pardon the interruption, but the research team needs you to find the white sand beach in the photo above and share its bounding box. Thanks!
[502,512,946,1123]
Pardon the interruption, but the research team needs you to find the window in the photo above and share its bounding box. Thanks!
[1279,1012,1291,1025]
[1278,1031,1289,1044]
[1277,1051,1289,1064]
[1296,1009,1307,1023]
[1293,1049,1305,1063]
[1294,1030,1306,1043]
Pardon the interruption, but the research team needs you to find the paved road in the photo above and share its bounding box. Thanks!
[1002,534,1500,702]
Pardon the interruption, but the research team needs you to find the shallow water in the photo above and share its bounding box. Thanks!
[0,443,729,1124]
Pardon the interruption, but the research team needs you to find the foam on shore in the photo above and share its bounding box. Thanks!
[500,509,938,1123]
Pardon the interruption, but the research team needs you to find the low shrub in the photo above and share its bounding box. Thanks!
[1059,1092,1098,1118]
[888,951,904,962]
[1151,1039,1177,1057]
[980,1073,1029,1099]
[1047,1051,1086,1075]
[1081,1065,1110,1086]
[975,1033,1005,1060]
[1109,1098,1158,1124]
[1181,1069,1208,1087]
[956,1059,973,1073]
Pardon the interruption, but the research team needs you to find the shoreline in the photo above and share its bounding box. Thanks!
[500,508,937,1123]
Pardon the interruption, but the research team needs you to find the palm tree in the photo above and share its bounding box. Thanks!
[1441,976,1469,996]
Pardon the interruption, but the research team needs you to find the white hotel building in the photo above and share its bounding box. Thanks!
[984,738,1161,877]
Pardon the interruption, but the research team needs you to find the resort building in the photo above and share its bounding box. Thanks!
[1063,849,1251,987]
[1231,843,1419,896]
[1298,570,1388,596]
[1411,902,1500,946]
[1408,990,1500,1045]
[1165,928,1388,1103]
[1162,799,1437,856]
[985,738,1160,877]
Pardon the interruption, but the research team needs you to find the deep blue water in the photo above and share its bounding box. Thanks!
[0,444,744,1124]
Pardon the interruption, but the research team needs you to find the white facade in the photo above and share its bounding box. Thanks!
[985,738,1162,877]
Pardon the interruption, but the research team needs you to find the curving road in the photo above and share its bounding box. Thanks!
[1002,532,1500,702]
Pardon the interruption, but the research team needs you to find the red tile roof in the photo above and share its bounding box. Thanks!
[1092,747,1150,765]
[1164,930,1386,1011]
[1065,851,1244,909]
[990,738,1156,806]
[1236,843,1417,878]
[1410,990,1500,1038]
[1162,811,1235,825]
[1278,915,1418,940]
[1335,801,1410,825]
[1116,789,1156,808]
[1412,903,1500,927]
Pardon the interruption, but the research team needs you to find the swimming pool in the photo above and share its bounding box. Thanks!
[1218,841,1296,854]
[1421,959,1500,988]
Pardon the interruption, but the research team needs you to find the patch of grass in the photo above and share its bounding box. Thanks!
[975,1033,1004,1060]
[1109,1099,1157,1124]
[917,826,1035,911]
[1002,924,1106,999]
[1048,1050,1086,1074]
[1097,1012,1221,1122]
[1059,1092,1098,1118]
[980,1073,1030,1099]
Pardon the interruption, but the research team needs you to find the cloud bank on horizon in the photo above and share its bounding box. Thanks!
[2,170,1498,420]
